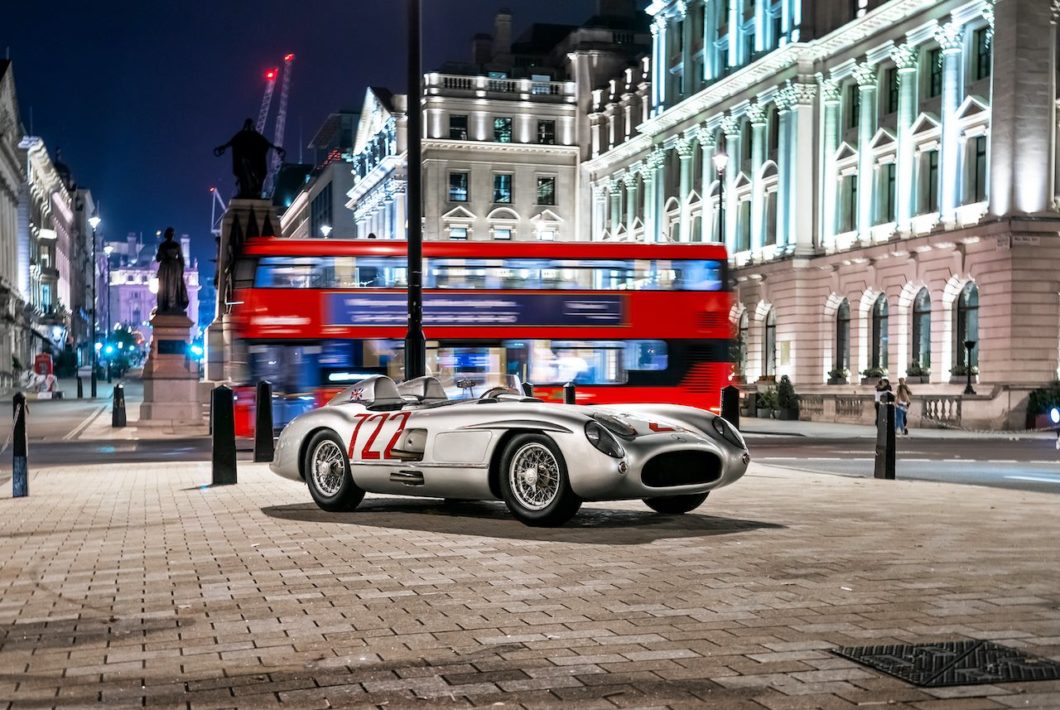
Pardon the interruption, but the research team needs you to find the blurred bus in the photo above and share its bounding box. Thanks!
[229,238,733,434]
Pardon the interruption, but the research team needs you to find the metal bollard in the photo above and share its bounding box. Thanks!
[112,384,127,427]
[212,385,237,485]
[253,380,275,463]
[720,384,741,431]
[874,391,896,480]
[12,393,28,497]
[521,382,534,398]
[563,382,576,405]
[76,376,83,399]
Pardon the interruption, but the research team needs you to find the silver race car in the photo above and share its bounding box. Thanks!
[270,375,750,527]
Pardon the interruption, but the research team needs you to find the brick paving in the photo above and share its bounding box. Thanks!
[0,462,1057,709]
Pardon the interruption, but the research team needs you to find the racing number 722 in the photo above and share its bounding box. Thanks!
[347,412,412,461]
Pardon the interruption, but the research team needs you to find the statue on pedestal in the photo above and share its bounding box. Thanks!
[155,227,190,315]
[213,119,287,199]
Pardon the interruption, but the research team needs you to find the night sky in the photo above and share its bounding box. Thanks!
[3,0,600,273]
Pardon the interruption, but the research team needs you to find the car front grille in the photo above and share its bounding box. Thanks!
[641,451,722,488]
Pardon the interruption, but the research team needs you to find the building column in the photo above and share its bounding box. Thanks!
[727,0,739,69]
[699,128,717,242]
[936,22,964,225]
[625,169,640,233]
[790,81,816,255]
[642,154,659,242]
[720,115,741,253]
[819,78,841,248]
[747,103,767,252]
[774,89,793,249]
[652,17,669,113]
[854,62,877,244]
[677,137,695,242]
[703,0,716,82]
[754,0,767,53]
[609,177,623,234]
[679,2,693,97]
[891,43,918,233]
[655,150,668,241]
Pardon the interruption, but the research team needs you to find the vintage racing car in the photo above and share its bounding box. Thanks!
[270,375,750,526]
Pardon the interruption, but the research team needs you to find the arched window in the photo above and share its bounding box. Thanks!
[912,288,931,369]
[871,294,889,370]
[956,282,979,368]
[836,300,851,372]
[763,309,777,377]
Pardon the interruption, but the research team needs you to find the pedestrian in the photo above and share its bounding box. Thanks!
[895,377,912,435]
[873,377,892,414]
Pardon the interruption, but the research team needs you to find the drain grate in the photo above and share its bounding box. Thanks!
[833,640,1060,687]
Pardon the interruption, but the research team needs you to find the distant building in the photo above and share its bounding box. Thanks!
[197,272,216,338]
[0,60,28,387]
[279,111,359,239]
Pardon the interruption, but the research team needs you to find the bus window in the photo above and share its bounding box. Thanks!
[625,340,668,371]
[529,340,627,385]
[254,257,323,288]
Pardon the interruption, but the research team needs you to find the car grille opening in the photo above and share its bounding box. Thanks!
[641,451,723,488]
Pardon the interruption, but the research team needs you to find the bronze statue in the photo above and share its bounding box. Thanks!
[214,119,287,199]
[155,228,190,315]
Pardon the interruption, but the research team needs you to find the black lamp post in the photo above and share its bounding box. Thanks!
[712,150,729,243]
[103,244,113,382]
[403,0,426,379]
[88,213,101,397]
[963,339,977,395]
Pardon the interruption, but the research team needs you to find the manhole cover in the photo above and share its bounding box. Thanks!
[833,641,1060,687]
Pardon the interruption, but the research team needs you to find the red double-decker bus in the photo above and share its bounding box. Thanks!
[230,238,733,433]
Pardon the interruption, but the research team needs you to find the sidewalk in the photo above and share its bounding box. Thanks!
[0,461,1057,708]
[740,416,1056,440]
[75,376,209,440]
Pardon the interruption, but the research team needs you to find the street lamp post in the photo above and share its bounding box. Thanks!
[963,339,977,395]
[88,214,101,398]
[103,244,113,382]
[404,0,426,379]
[712,150,729,244]
[320,224,332,238]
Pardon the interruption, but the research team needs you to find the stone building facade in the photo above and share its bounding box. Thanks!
[583,0,1060,428]
[0,60,28,388]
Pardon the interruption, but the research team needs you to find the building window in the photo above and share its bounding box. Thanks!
[493,174,513,204]
[763,309,776,377]
[494,117,513,143]
[764,192,777,245]
[536,177,556,206]
[836,300,850,372]
[448,172,469,202]
[494,227,513,240]
[878,163,896,224]
[852,0,868,18]
[871,294,889,371]
[538,229,556,241]
[912,288,931,370]
[738,199,751,251]
[310,189,333,239]
[449,115,469,140]
[768,108,779,154]
[448,226,468,240]
[847,83,860,129]
[741,120,752,162]
[956,282,979,369]
[920,150,939,213]
[885,67,899,114]
[970,136,988,203]
[841,174,858,232]
[537,120,556,145]
[928,48,943,98]
[974,27,992,81]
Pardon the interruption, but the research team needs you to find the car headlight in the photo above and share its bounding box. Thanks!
[585,420,625,458]
[591,412,637,439]
[711,416,747,450]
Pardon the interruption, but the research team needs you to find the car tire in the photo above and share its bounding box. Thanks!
[500,433,581,527]
[304,430,365,512]
[643,492,709,514]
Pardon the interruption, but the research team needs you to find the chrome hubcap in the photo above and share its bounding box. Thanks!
[311,440,345,497]
[508,443,559,510]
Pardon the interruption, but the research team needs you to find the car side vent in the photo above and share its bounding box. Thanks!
[641,451,722,487]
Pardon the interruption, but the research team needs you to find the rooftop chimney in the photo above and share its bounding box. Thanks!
[493,9,512,62]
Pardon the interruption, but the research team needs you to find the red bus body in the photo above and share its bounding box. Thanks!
[230,238,734,436]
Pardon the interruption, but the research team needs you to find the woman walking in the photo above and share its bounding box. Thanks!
[895,377,912,435]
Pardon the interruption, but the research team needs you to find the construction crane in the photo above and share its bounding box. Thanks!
[256,66,279,134]
[209,186,227,238]
[264,53,295,196]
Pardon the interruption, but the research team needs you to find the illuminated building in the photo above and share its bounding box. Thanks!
[584,0,1059,427]
[0,60,28,387]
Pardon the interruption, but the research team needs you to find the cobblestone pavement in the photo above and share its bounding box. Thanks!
[0,463,1058,709]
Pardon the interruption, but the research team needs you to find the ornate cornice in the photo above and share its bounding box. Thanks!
[934,21,964,53]
[422,139,579,157]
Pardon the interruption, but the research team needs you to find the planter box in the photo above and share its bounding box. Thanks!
[755,408,773,419]
[949,375,980,385]
[904,375,929,384]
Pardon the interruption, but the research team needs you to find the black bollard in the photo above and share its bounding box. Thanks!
[721,384,741,431]
[563,382,576,405]
[253,380,275,463]
[212,385,237,485]
[521,382,534,398]
[874,391,896,480]
[12,393,28,497]
[76,376,83,399]
[112,384,127,428]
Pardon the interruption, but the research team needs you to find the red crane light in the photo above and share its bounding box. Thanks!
[284,53,295,62]
[265,68,278,81]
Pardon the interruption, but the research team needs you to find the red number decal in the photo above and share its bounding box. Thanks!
[347,413,372,459]
[359,413,390,460]
[348,412,415,461]
[381,412,412,459]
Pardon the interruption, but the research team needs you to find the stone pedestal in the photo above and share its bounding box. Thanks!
[140,312,202,425]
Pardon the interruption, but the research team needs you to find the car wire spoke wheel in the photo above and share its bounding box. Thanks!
[311,439,346,497]
[508,442,561,510]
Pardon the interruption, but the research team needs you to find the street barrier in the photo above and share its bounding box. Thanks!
[112,384,127,427]
[253,380,275,463]
[212,385,237,485]
[874,392,896,479]
[563,382,576,405]
[12,393,28,497]
[521,382,534,398]
[76,376,83,399]
[721,385,741,431]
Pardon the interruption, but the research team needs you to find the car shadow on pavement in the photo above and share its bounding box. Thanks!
[261,499,782,545]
